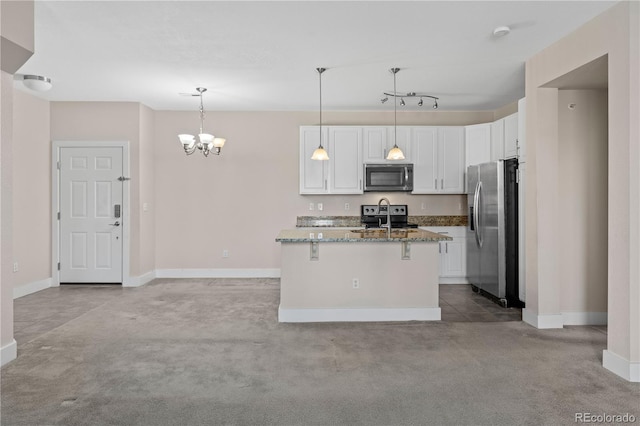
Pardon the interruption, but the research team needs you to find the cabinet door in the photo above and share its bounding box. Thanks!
[411,127,438,193]
[329,127,363,194]
[503,113,518,159]
[362,127,388,163]
[441,239,466,278]
[299,127,328,194]
[517,98,526,163]
[465,123,491,167]
[438,127,465,193]
[392,127,412,162]
[490,119,504,161]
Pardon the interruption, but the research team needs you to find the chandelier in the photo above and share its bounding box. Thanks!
[178,87,226,157]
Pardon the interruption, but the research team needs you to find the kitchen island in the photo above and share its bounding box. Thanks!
[275,228,451,323]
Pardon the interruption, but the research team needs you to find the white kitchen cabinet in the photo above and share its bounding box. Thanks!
[465,123,491,167]
[423,226,468,284]
[412,127,465,194]
[503,113,518,159]
[517,97,527,163]
[490,120,504,161]
[299,126,329,194]
[328,127,363,194]
[300,126,363,195]
[363,126,411,163]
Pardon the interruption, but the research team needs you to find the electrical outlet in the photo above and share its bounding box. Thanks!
[344,203,350,210]
[352,278,360,289]
[222,250,229,258]
[13,262,18,273]
[309,203,314,211]
[317,203,323,211]
[421,203,427,210]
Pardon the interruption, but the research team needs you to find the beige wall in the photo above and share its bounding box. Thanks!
[525,1,639,368]
[139,104,155,275]
[558,89,608,314]
[493,101,518,121]
[153,110,491,270]
[12,90,50,288]
[0,0,34,74]
[1,71,15,351]
[50,102,144,276]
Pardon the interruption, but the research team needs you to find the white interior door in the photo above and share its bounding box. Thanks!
[59,147,123,283]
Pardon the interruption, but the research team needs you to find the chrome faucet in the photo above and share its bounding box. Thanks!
[377,197,391,237]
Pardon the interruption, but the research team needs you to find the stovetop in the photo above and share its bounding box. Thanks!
[360,204,418,229]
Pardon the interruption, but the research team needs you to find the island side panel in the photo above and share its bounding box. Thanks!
[279,241,439,321]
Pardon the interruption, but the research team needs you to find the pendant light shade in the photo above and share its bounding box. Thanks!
[387,67,405,161]
[311,68,329,161]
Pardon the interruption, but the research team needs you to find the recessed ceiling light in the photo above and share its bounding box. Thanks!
[493,26,511,37]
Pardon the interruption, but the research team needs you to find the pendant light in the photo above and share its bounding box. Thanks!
[387,68,405,160]
[311,68,329,161]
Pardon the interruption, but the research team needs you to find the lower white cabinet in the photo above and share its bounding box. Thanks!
[423,226,468,284]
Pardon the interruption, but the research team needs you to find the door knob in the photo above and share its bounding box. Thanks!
[109,221,120,227]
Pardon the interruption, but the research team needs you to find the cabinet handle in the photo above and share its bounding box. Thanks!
[441,179,444,189]
[324,179,327,190]
[445,242,448,253]
[434,178,437,189]
[359,179,362,190]
[439,243,441,254]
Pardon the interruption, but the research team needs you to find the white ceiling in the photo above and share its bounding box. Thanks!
[16,1,616,111]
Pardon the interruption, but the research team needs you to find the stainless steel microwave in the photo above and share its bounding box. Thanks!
[363,163,413,192]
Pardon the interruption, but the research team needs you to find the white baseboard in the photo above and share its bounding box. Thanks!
[123,270,156,287]
[562,311,608,325]
[522,309,564,329]
[13,278,52,299]
[439,278,469,285]
[278,306,441,323]
[1,339,17,366]
[155,268,281,279]
[603,350,640,382]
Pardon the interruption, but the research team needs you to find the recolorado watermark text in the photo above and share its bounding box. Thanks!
[575,413,637,423]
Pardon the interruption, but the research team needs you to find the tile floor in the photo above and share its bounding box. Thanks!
[439,284,522,322]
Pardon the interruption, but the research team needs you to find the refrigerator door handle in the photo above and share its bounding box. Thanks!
[474,181,483,248]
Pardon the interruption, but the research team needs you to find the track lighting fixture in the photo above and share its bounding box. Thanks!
[381,97,388,104]
[382,89,439,109]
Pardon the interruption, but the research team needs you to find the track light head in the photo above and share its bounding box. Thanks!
[381,97,388,104]
[400,98,405,106]
[418,98,423,107]
[433,100,438,109]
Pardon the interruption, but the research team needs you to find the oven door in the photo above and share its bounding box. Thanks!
[364,164,413,192]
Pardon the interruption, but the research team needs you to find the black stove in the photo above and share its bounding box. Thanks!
[360,204,418,229]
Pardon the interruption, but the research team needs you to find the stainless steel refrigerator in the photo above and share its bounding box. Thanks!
[466,159,523,307]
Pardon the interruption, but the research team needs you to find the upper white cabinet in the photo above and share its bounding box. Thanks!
[517,97,527,163]
[328,127,363,194]
[412,127,465,194]
[490,120,504,161]
[363,126,411,163]
[300,126,329,194]
[300,126,363,195]
[503,113,518,159]
[465,123,491,167]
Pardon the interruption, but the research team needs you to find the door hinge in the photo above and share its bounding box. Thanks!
[516,170,520,184]
[57,161,61,170]
[57,262,60,271]
[57,212,60,220]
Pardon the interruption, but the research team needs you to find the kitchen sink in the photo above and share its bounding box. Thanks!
[350,228,418,238]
